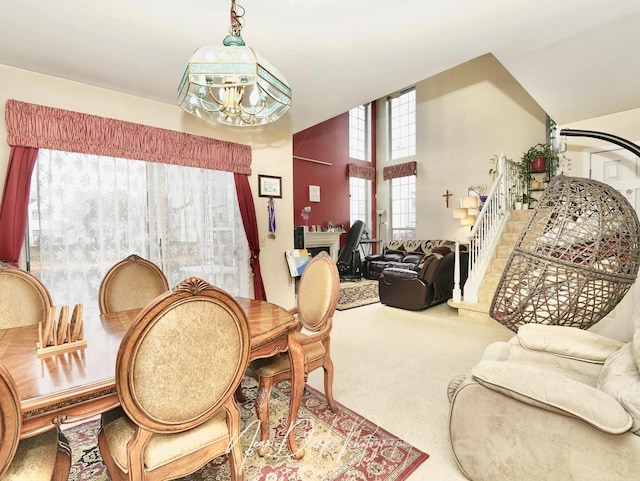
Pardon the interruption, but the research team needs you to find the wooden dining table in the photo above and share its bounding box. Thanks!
[0,297,308,459]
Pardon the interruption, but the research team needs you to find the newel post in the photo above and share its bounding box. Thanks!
[452,238,462,302]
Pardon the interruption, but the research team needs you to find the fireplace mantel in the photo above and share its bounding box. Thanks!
[304,231,343,261]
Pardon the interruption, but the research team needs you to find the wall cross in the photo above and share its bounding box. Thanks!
[442,190,453,207]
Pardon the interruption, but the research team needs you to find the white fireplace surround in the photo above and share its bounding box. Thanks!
[304,231,342,261]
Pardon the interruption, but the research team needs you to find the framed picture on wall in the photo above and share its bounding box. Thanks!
[309,185,320,202]
[258,175,282,198]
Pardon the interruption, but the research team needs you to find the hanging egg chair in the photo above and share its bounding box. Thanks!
[490,175,640,332]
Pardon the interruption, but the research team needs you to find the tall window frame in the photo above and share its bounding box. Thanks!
[390,175,416,240]
[388,88,416,160]
[349,104,371,161]
[349,176,371,231]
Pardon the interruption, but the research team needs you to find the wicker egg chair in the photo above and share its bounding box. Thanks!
[490,175,640,332]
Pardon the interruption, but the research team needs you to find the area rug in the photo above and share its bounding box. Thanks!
[336,278,380,310]
[64,377,427,481]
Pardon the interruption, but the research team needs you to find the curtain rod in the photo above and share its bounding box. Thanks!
[293,155,332,166]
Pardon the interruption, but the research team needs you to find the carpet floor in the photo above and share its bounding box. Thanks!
[336,278,380,310]
[64,377,428,480]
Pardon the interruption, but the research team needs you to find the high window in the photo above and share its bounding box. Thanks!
[390,175,416,239]
[349,176,371,230]
[349,104,371,161]
[389,88,416,160]
[27,149,250,317]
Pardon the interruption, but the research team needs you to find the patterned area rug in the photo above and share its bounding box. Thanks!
[336,278,380,310]
[64,377,428,480]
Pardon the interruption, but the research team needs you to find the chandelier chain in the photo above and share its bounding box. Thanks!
[229,0,245,37]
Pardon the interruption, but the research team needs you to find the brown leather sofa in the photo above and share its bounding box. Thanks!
[362,239,458,280]
[377,245,468,311]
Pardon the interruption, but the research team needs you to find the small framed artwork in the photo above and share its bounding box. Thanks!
[309,185,320,202]
[258,175,282,198]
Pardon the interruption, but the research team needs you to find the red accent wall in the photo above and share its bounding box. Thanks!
[293,107,377,247]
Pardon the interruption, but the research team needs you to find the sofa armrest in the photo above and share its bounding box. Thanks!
[364,254,384,262]
[380,267,417,280]
[517,324,625,363]
[472,360,632,434]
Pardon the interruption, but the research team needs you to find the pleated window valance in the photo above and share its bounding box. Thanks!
[347,163,376,181]
[382,161,417,181]
[4,99,252,174]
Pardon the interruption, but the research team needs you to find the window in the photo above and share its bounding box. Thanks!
[389,88,416,160]
[349,176,371,230]
[27,149,250,317]
[390,175,416,239]
[349,104,371,161]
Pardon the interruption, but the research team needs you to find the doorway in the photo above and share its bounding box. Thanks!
[589,145,640,340]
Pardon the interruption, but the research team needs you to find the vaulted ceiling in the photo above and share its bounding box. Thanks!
[2,0,639,133]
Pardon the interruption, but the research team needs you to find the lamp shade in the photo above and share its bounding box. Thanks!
[461,215,475,226]
[453,208,468,219]
[460,196,479,209]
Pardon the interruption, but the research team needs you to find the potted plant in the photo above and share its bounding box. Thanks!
[521,142,559,180]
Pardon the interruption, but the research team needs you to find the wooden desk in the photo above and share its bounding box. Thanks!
[0,297,307,458]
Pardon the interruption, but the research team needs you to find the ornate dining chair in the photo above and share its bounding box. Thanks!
[98,254,169,314]
[98,277,250,481]
[0,262,53,329]
[247,251,340,455]
[0,364,71,481]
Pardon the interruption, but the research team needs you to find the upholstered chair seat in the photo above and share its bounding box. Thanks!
[101,407,229,473]
[0,364,71,481]
[250,334,325,377]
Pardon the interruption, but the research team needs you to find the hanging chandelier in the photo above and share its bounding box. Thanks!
[178,0,291,127]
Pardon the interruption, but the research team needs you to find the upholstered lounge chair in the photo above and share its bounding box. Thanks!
[0,364,71,481]
[98,277,250,481]
[98,254,169,314]
[247,251,340,456]
[448,315,640,480]
[378,246,467,310]
[0,262,53,329]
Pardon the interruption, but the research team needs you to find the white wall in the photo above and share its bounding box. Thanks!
[0,64,296,308]
[376,54,547,242]
[561,107,640,177]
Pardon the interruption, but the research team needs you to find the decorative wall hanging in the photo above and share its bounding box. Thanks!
[309,185,320,202]
[258,175,282,198]
[267,197,276,239]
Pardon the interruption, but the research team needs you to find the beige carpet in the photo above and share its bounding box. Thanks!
[336,278,380,310]
[306,302,514,480]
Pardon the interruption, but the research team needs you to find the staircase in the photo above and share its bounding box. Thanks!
[450,209,532,321]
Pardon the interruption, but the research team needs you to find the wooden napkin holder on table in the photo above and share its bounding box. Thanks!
[37,304,87,357]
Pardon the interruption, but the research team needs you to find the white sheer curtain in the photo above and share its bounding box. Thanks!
[28,149,250,317]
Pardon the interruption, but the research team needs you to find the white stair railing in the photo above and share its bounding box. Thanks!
[452,154,521,303]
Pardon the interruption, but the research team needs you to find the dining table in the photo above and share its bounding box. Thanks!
[0,296,308,459]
